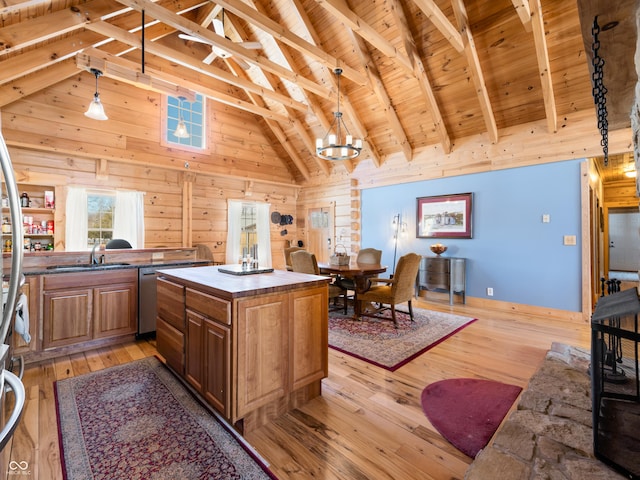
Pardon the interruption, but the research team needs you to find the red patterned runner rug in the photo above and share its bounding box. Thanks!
[328,306,476,371]
[55,356,276,480]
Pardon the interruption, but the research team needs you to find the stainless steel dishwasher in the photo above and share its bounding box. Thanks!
[138,264,197,338]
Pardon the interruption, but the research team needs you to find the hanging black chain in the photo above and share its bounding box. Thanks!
[591,16,608,166]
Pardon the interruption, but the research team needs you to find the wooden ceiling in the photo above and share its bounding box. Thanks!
[0,0,636,182]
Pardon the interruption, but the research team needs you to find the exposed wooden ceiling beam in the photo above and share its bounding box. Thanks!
[511,0,532,32]
[314,0,415,75]
[85,22,308,113]
[349,28,411,162]
[530,0,557,133]
[451,0,498,144]
[78,47,292,123]
[0,59,78,107]
[0,0,50,16]
[76,51,196,100]
[214,0,367,87]
[114,0,333,99]
[223,14,309,180]
[393,0,451,154]
[409,0,464,53]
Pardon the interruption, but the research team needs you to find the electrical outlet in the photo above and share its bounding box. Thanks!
[487,287,494,296]
[542,214,550,223]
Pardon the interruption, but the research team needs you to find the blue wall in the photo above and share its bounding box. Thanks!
[361,159,584,312]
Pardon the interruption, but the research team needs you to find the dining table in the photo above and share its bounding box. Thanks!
[317,261,387,317]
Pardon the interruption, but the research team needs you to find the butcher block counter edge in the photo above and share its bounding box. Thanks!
[156,265,330,299]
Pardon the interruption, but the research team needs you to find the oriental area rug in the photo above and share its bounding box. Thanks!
[328,306,476,371]
[55,356,276,480]
[421,378,522,458]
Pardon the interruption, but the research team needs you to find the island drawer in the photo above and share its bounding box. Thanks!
[186,288,231,325]
[157,317,184,374]
[157,277,185,331]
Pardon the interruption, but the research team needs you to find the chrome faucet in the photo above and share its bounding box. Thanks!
[90,241,100,265]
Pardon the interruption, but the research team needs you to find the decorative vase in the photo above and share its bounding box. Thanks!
[430,243,447,256]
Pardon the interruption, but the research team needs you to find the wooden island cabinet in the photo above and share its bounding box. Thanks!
[156,265,330,434]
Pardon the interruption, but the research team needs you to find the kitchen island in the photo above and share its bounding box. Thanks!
[155,265,330,434]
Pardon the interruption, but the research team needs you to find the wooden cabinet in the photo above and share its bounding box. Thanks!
[155,267,329,434]
[417,256,466,305]
[236,293,288,418]
[42,269,137,350]
[156,277,185,374]
[185,288,231,417]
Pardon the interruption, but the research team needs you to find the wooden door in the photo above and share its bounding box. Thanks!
[43,289,92,349]
[203,318,230,417]
[185,309,204,392]
[93,282,137,338]
[306,205,334,263]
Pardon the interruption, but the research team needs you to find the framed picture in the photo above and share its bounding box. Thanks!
[416,193,473,238]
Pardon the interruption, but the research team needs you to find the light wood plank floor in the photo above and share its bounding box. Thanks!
[6,296,591,480]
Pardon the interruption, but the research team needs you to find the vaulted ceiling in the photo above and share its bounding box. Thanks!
[0,0,636,182]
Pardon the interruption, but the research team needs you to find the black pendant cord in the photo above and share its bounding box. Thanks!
[141,10,145,74]
[591,16,608,166]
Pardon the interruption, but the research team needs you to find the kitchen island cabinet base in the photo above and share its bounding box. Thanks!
[156,266,329,435]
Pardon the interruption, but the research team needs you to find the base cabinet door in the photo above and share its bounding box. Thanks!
[185,310,204,392]
[93,283,137,338]
[185,310,230,417]
[203,318,230,417]
[43,288,92,349]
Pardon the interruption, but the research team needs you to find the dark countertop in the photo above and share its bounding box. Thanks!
[157,265,330,299]
[20,259,211,276]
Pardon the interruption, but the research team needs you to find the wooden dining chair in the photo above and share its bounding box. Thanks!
[283,246,305,271]
[336,247,382,296]
[290,250,348,313]
[357,252,422,327]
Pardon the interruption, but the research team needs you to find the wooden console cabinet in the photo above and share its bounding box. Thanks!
[156,266,329,434]
[417,256,466,305]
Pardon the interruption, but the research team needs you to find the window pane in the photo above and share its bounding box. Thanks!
[166,93,205,149]
[87,194,115,248]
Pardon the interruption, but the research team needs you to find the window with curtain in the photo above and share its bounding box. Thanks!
[226,200,272,267]
[65,187,145,251]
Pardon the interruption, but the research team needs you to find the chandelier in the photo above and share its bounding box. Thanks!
[315,68,362,161]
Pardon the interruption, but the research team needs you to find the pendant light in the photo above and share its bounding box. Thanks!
[84,68,108,121]
[316,68,362,161]
[173,96,190,139]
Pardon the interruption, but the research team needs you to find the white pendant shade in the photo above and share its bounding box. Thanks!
[85,93,108,121]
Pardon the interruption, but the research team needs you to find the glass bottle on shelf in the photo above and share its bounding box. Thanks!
[20,192,29,207]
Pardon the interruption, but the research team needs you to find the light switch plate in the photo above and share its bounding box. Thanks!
[563,235,576,245]
[542,214,550,223]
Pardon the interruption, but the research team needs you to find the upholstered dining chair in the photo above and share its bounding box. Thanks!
[283,246,305,271]
[336,247,382,294]
[357,252,422,327]
[290,250,348,313]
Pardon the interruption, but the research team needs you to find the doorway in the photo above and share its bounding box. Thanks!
[608,207,640,274]
[306,205,334,264]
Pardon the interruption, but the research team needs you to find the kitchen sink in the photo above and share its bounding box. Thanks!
[46,263,130,272]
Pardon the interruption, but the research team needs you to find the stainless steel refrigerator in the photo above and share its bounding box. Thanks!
[0,131,27,466]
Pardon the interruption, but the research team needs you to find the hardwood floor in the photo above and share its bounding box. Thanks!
[5,296,591,480]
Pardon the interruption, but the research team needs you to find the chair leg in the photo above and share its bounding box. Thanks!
[408,300,414,322]
[391,305,398,328]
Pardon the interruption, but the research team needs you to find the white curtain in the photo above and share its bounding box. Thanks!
[114,191,145,248]
[226,200,243,264]
[225,200,272,267]
[65,187,88,251]
[256,202,272,267]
